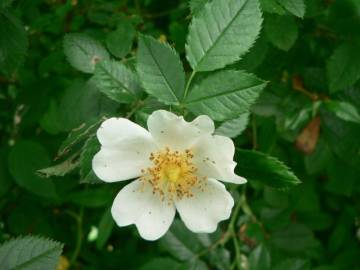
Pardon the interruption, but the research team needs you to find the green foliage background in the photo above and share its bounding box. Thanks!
[0,0,360,269]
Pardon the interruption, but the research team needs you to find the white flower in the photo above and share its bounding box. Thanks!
[92,110,246,241]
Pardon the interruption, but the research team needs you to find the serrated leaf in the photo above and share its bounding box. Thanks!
[0,10,28,76]
[326,42,360,93]
[186,0,262,71]
[277,0,306,18]
[185,70,267,121]
[63,33,110,73]
[265,14,298,51]
[235,149,301,188]
[8,141,58,199]
[324,100,360,124]
[0,235,63,270]
[93,60,141,103]
[215,112,250,138]
[137,34,185,105]
[106,22,135,58]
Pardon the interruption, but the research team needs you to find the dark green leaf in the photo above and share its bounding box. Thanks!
[0,10,28,75]
[277,0,306,18]
[8,141,57,199]
[265,14,298,51]
[327,42,360,93]
[96,207,115,249]
[249,244,271,270]
[324,100,360,124]
[106,22,135,58]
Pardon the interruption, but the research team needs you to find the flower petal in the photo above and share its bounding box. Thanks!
[175,178,234,233]
[111,180,176,241]
[92,118,157,182]
[192,134,247,184]
[147,110,214,150]
[97,117,151,147]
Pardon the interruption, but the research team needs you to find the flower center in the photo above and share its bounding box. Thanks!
[140,148,205,201]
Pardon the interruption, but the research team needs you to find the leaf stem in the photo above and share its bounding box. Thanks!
[183,70,196,100]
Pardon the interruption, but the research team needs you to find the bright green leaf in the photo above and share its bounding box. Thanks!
[235,149,301,188]
[189,0,208,15]
[93,60,141,103]
[186,0,262,71]
[63,33,110,73]
[215,112,250,138]
[137,34,185,104]
[185,70,267,121]
[324,100,360,124]
[0,235,63,270]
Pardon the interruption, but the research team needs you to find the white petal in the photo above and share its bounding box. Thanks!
[192,135,247,184]
[147,110,214,150]
[175,178,234,233]
[92,118,157,182]
[97,117,151,147]
[111,180,176,241]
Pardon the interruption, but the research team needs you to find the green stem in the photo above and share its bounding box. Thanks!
[70,207,84,265]
[183,70,196,100]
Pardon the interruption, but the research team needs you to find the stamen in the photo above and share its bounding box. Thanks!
[140,148,204,202]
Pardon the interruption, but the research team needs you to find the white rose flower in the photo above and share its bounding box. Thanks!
[92,110,246,241]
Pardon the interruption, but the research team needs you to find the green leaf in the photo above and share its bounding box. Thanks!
[96,207,115,249]
[137,34,185,105]
[0,235,63,270]
[215,112,250,138]
[8,141,57,199]
[0,148,12,197]
[106,22,135,58]
[235,149,301,188]
[37,154,79,178]
[186,0,262,71]
[249,244,271,270]
[271,224,320,253]
[185,70,267,121]
[260,0,286,15]
[80,135,102,184]
[277,0,306,18]
[189,0,208,15]
[140,258,181,270]
[273,259,310,270]
[93,60,141,103]
[63,33,110,73]
[57,118,103,158]
[265,14,298,51]
[67,187,113,207]
[326,42,360,93]
[324,100,360,124]
[0,0,14,8]
[0,10,28,76]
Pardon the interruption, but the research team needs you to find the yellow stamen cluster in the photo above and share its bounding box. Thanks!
[140,148,205,202]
